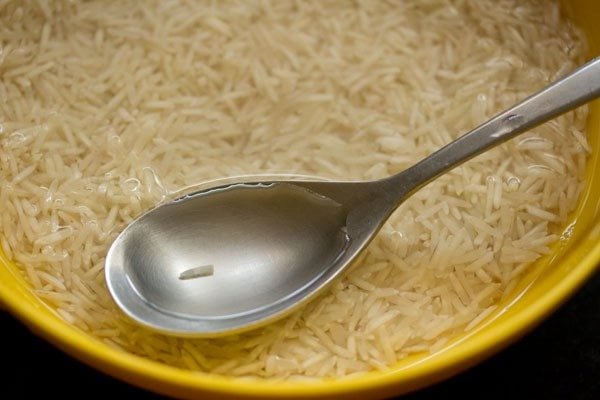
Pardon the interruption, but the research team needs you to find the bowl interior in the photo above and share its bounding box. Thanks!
[0,1,599,399]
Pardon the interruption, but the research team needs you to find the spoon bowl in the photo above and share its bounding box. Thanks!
[107,180,356,335]
[106,57,600,336]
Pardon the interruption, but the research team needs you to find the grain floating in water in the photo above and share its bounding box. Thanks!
[0,0,590,379]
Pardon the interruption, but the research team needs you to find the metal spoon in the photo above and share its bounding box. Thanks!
[106,57,600,337]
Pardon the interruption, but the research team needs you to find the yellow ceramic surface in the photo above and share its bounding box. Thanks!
[0,1,598,398]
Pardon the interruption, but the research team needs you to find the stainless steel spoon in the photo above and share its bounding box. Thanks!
[106,57,600,337]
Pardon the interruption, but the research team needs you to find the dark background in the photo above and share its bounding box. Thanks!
[2,271,599,399]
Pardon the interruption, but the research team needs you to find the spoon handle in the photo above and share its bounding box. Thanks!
[386,57,600,198]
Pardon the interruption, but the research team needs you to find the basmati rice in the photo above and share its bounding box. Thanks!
[0,0,589,379]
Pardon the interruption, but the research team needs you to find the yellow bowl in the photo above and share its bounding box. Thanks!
[0,1,599,398]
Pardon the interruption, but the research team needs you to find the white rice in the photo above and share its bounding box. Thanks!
[0,0,589,379]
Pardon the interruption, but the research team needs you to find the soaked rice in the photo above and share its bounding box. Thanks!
[0,0,589,379]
